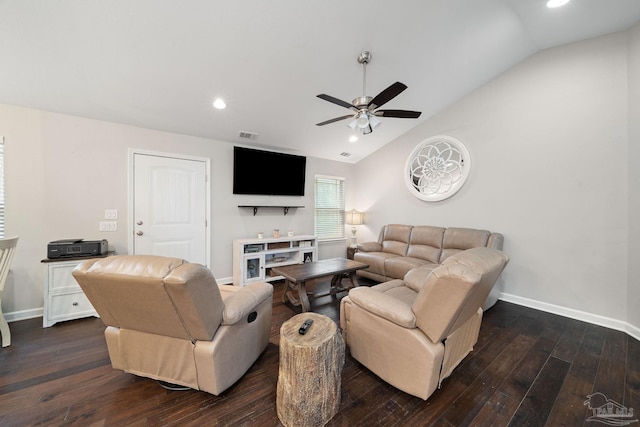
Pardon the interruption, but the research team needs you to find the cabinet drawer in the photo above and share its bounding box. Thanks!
[49,262,82,292]
[48,291,96,320]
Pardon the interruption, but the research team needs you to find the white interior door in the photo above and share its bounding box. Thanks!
[131,152,209,266]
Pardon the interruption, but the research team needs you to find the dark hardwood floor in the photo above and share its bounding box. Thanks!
[0,278,638,426]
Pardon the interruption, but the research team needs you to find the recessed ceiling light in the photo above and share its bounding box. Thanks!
[349,135,358,143]
[546,0,570,8]
[213,98,227,109]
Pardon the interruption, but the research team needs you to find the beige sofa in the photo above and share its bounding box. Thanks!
[341,247,509,400]
[355,224,504,282]
[72,255,273,396]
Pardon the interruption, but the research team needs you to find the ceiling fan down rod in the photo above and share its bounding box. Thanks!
[358,51,371,98]
[362,59,367,97]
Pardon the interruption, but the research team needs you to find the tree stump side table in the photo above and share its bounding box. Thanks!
[276,312,345,427]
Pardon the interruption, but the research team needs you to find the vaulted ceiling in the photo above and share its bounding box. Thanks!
[1,0,639,163]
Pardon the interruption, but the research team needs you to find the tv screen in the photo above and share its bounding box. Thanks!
[233,146,306,196]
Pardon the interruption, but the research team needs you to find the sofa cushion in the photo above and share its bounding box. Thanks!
[370,279,418,310]
[403,264,439,292]
[381,224,413,256]
[354,251,400,278]
[375,281,418,307]
[347,286,416,329]
[439,228,490,262]
[358,241,382,252]
[406,226,445,263]
[385,256,428,281]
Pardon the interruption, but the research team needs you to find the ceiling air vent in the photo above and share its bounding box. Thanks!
[340,152,352,157]
[238,131,259,140]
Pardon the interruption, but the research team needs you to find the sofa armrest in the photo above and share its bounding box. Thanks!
[218,282,273,325]
[348,287,416,329]
[357,241,383,252]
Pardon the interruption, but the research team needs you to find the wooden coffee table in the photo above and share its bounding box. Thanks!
[273,258,369,312]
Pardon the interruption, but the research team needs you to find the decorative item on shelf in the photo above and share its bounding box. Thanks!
[288,230,294,237]
[345,210,365,248]
[268,241,290,250]
[245,244,263,253]
[258,232,264,239]
[274,229,280,238]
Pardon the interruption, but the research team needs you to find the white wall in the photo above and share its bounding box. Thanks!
[628,23,640,332]
[1,105,353,318]
[355,32,632,329]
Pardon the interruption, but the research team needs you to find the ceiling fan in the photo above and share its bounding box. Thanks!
[316,51,422,135]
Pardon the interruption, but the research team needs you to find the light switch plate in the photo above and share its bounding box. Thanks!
[104,209,118,220]
[99,221,117,232]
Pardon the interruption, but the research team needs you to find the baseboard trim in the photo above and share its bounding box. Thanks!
[627,323,640,342]
[5,307,43,323]
[499,293,640,342]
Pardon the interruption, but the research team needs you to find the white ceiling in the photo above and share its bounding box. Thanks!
[1,0,639,163]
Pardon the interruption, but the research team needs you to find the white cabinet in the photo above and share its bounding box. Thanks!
[233,235,318,286]
[43,258,100,327]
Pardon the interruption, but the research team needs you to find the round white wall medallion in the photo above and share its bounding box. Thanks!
[404,135,471,202]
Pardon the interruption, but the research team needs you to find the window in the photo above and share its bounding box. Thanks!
[314,175,345,241]
[0,137,4,238]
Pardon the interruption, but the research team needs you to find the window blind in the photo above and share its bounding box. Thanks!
[314,175,345,240]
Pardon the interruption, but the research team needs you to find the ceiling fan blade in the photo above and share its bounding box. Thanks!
[375,109,422,119]
[316,114,354,126]
[317,94,356,110]
[367,82,407,109]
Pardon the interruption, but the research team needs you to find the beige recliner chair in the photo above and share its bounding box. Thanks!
[72,255,273,395]
[340,247,508,400]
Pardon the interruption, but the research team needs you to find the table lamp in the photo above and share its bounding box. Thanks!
[345,210,364,248]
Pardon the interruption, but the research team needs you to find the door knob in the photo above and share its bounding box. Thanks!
[136,230,144,236]
[136,220,143,225]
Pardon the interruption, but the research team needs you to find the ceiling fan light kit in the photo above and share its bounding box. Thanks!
[316,51,422,135]
[368,114,381,129]
[356,114,370,128]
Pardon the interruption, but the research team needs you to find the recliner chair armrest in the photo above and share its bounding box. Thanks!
[357,242,383,252]
[218,282,273,325]
[348,287,416,328]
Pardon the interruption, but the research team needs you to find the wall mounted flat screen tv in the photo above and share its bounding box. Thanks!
[233,146,306,196]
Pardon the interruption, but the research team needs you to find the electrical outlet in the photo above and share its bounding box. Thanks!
[104,209,118,220]
[99,221,118,232]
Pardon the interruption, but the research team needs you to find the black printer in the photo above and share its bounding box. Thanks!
[47,239,108,259]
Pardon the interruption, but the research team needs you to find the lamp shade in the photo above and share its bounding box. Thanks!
[345,209,364,226]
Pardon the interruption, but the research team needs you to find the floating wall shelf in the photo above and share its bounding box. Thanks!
[238,205,305,216]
